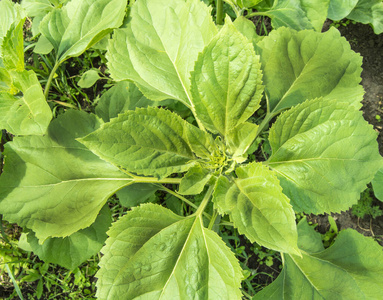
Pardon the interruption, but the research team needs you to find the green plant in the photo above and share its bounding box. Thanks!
[222,0,383,34]
[352,188,383,218]
[1,0,383,299]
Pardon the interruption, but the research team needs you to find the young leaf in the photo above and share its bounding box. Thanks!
[39,0,127,64]
[95,81,156,123]
[255,27,364,114]
[372,167,383,201]
[213,162,300,255]
[226,122,259,162]
[254,223,383,299]
[0,70,52,135]
[178,164,212,195]
[0,0,24,57]
[267,98,383,214]
[191,20,263,136]
[106,0,217,106]
[79,107,197,179]
[21,0,66,36]
[96,203,243,299]
[77,69,100,89]
[0,110,132,241]
[19,205,112,270]
[1,18,25,71]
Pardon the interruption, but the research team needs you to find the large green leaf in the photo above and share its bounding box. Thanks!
[327,0,359,20]
[255,0,314,31]
[254,219,383,299]
[347,0,383,34]
[0,70,52,135]
[39,0,126,64]
[213,162,300,255]
[19,205,112,270]
[95,81,156,123]
[328,0,383,34]
[372,167,383,201]
[106,0,217,107]
[0,110,132,241]
[96,203,243,299]
[255,27,364,114]
[267,98,383,214]
[79,107,198,179]
[191,20,263,136]
[300,0,330,31]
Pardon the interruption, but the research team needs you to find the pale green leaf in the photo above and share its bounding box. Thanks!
[0,110,132,241]
[233,16,263,45]
[21,0,54,17]
[21,0,61,36]
[95,81,156,123]
[213,162,300,255]
[19,205,112,270]
[0,68,13,93]
[226,122,259,162]
[1,18,25,71]
[106,0,217,106]
[347,0,383,34]
[296,218,324,254]
[255,0,314,31]
[178,164,212,195]
[116,183,158,207]
[191,20,263,136]
[267,98,383,214]
[254,226,383,299]
[0,0,24,56]
[184,122,217,160]
[33,35,54,54]
[372,167,383,201]
[328,0,359,20]
[255,27,364,114]
[77,69,100,88]
[39,0,126,63]
[0,70,52,135]
[96,203,242,299]
[79,107,197,179]
[300,0,330,31]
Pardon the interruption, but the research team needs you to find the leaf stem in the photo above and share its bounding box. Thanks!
[44,61,60,99]
[133,176,182,185]
[195,185,214,217]
[254,111,275,140]
[159,185,212,220]
[216,0,224,25]
[246,11,266,18]
[207,210,219,230]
